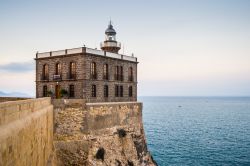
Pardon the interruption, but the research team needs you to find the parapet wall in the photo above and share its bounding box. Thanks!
[0,98,54,166]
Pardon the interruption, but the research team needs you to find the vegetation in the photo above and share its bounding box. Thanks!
[60,89,68,98]
[47,90,53,97]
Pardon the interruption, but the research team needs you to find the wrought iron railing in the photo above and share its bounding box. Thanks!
[100,41,121,48]
[53,74,61,81]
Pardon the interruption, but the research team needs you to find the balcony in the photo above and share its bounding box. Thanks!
[53,74,61,81]
[100,41,121,48]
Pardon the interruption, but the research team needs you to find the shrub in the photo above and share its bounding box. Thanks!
[60,89,68,97]
[47,90,53,97]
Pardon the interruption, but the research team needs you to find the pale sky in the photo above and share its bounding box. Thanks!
[0,0,250,96]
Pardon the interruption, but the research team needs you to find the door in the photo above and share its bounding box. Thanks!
[55,85,60,99]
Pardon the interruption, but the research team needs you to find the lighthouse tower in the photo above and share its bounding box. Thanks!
[101,21,121,53]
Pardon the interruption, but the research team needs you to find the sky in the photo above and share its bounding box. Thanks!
[0,0,250,96]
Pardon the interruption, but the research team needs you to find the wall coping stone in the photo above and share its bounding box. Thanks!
[0,97,52,125]
[86,102,142,106]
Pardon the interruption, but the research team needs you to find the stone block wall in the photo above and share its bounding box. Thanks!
[36,54,84,98]
[84,54,137,103]
[53,100,156,165]
[84,102,142,132]
[0,98,54,166]
[36,52,138,103]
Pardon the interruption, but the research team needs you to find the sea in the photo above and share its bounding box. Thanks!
[140,97,250,166]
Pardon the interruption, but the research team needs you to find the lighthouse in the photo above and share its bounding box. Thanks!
[101,21,121,53]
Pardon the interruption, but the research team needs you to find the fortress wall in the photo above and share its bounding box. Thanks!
[0,97,54,166]
[53,101,156,165]
[85,102,142,133]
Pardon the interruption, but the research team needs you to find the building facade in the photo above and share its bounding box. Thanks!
[35,22,138,102]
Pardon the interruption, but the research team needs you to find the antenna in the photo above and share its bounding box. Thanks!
[109,17,112,25]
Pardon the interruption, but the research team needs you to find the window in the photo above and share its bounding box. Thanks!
[43,85,47,97]
[69,62,76,79]
[42,64,49,80]
[104,85,109,97]
[115,85,119,97]
[115,66,123,81]
[128,67,133,82]
[91,85,96,97]
[120,86,123,97]
[115,66,119,80]
[91,62,97,79]
[120,66,123,81]
[129,86,133,97]
[103,64,109,80]
[55,63,61,75]
[69,85,75,98]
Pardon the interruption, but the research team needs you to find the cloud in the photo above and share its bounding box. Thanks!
[0,61,35,72]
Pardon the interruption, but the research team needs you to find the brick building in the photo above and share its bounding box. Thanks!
[35,22,138,102]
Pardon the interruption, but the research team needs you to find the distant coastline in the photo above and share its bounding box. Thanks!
[0,91,32,98]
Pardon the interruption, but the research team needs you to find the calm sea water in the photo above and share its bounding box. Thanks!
[140,97,250,166]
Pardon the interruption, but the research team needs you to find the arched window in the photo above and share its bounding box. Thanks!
[103,64,109,80]
[115,66,119,80]
[91,85,96,97]
[55,63,61,75]
[129,86,133,97]
[43,85,47,97]
[120,66,123,81]
[115,66,123,81]
[42,64,49,80]
[129,67,133,82]
[115,85,119,97]
[104,85,109,97]
[69,62,76,79]
[69,85,75,98]
[91,62,97,79]
[120,85,123,97]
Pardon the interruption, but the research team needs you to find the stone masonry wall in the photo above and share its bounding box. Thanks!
[36,54,84,98]
[36,52,137,103]
[53,100,156,166]
[0,98,54,166]
[84,54,137,103]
